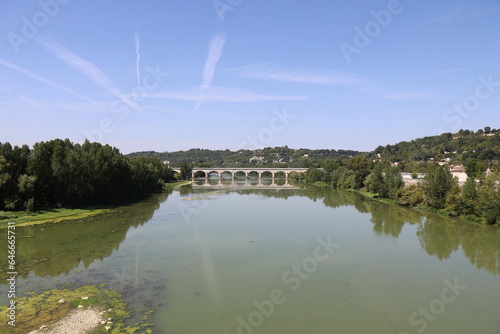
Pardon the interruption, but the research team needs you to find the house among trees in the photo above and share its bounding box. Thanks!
[449,164,467,184]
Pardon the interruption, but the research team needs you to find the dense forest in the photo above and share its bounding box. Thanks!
[129,127,499,170]
[371,127,500,163]
[127,146,362,167]
[0,139,175,211]
[2,127,499,223]
[293,156,500,225]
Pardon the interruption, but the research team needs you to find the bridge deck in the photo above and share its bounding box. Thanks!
[171,167,312,179]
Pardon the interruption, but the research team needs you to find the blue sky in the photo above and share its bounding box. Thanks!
[0,0,499,153]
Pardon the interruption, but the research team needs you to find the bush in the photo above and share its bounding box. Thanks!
[397,185,424,207]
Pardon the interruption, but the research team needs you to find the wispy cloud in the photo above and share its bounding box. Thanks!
[229,63,368,85]
[145,105,246,120]
[419,4,500,28]
[18,95,47,111]
[0,58,97,104]
[135,27,141,87]
[0,94,115,113]
[201,31,226,90]
[0,84,12,93]
[195,31,226,111]
[145,86,307,103]
[381,91,434,100]
[436,68,468,75]
[37,36,135,108]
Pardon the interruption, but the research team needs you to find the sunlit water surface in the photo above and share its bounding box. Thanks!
[1,180,499,333]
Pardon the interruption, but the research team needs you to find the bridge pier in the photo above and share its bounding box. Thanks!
[180,168,310,181]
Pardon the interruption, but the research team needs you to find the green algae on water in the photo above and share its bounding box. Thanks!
[0,285,154,334]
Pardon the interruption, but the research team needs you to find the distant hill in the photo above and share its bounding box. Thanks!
[370,127,499,163]
[126,147,363,167]
[127,127,499,167]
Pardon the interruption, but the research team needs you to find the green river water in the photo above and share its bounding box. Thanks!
[1,180,499,333]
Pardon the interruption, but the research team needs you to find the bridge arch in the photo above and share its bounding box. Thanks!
[261,171,273,178]
[234,171,247,179]
[193,171,206,178]
[185,168,311,180]
[274,171,287,179]
[221,171,233,179]
[207,171,219,179]
[248,171,260,179]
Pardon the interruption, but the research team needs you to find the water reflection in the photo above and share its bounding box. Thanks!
[417,215,500,274]
[183,180,500,275]
[1,180,499,284]
[191,177,291,188]
[0,190,172,280]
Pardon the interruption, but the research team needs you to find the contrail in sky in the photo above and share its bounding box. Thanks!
[201,31,226,90]
[135,27,141,87]
[37,36,136,108]
[0,58,97,104]
[195,31,226,111]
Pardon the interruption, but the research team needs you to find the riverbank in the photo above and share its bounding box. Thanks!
[0,180,191,229]
[349,188,498,226]
[0,208,114,229]
[163,179,192,190]
[0,285,153,333]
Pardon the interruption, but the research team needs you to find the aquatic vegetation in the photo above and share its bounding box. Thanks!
[0,209,114,229]
[181,197,213,201]
[0,285,154,334]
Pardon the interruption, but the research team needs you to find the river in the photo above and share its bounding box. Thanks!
[1,180,499,333]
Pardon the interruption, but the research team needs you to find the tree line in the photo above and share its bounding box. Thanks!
[294,156,500,225]
[0,139,176,211]
[372,127,500,164]
[127,146,362,168]
[127,127,499,170]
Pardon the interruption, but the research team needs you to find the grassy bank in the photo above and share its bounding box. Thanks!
[163,180,192,191]
[0,208,113,229]
[349,188,497,226]
[348,189,397,205]
[0,285,154,334]
[0,180,192,229]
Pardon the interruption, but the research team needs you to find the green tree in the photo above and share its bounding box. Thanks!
[321,158,342,183]
[366,163,388,197]
[444,179,461,216]
[464,158,487,178]
[305,167,325,183]
[458,177,477,216]
[180,161,193,180]
[477,175,500,224]
[386,166,404,199]
[18,174,37,211]
[346,156,373,190]
[422,165,454,209]
[397,185,424,206]
[0,142,31,210]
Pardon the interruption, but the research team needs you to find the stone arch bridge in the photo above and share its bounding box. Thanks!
[172,167,309,179]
